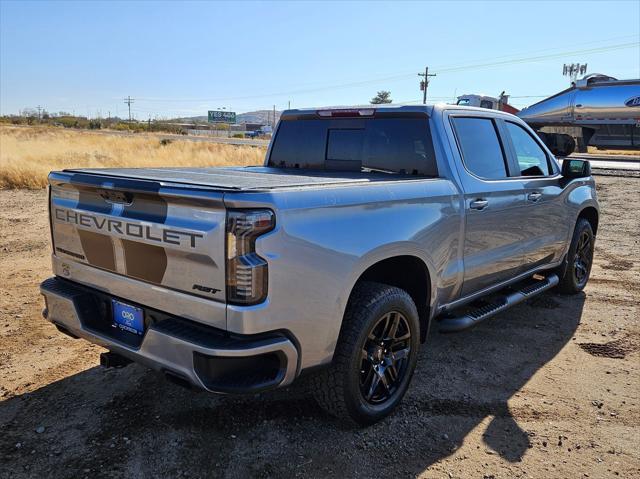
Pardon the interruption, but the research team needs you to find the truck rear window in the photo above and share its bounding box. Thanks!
[268,118,438,176]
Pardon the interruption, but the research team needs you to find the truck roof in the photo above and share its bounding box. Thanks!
[279,103,518,120]
[280,104,434,120]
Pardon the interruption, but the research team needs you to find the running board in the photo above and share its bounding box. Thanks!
[438,274,559,333]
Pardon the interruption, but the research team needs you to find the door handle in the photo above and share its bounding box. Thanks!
[527,192,542,202]
[469,199,489,210]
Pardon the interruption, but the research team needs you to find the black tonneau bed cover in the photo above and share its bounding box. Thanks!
[64,166,422,191]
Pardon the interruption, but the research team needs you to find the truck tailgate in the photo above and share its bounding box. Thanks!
[48,171,227,328]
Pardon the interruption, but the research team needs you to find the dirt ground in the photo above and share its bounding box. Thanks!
[0,175,638,479]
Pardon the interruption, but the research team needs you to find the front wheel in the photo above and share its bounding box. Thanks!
[557,218,595,294]
[310,282,420,426]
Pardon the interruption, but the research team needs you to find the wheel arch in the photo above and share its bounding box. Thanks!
[349,255,433,343]
[578,206,599,236]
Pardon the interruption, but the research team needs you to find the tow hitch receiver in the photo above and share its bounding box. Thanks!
[100,351,133,368]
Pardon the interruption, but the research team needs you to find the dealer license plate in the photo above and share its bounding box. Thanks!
[111,300,145,336]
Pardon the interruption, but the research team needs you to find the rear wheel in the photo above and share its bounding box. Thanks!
[557,218,595,294]
[310,282,420,426]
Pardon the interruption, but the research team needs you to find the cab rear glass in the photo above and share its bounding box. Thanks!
[268,117,438,176]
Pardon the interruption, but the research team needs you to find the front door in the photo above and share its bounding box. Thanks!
[448,114,529,297]
[501,120,572,268]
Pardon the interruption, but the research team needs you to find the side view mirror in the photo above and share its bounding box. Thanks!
[561,159,591,179]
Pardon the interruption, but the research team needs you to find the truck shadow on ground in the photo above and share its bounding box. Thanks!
[0,292,585,478]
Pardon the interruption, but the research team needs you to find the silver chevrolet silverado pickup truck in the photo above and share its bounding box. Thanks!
[40,105,598,425]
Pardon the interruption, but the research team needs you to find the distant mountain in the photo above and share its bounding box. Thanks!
[174,110,281,125]
[236,110,281,125]
[177,116,207,123]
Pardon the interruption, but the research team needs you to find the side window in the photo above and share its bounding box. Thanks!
[452,117,508,179]
[505,122,550,176]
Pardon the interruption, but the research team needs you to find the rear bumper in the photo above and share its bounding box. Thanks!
[40,277,299,393]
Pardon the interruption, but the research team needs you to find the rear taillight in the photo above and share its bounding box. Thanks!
[226,209,275,305]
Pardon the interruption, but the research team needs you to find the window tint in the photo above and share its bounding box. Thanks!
[269,118,437,176]
[505,122,550,176]
[326,129,364,171]
[452,117,507,179]
[267,120,326,168]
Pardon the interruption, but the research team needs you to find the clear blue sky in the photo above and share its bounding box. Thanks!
[1,0,638,118]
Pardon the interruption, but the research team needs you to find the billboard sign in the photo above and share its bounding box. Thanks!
[208,110,236,123]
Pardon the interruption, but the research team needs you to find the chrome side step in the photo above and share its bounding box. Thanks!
[438,274,559,333]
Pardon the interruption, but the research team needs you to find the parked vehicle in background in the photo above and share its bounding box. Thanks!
[456,92,520,114]
[247,125,273,138]
[518,74,640,152]
[40,105,598,425]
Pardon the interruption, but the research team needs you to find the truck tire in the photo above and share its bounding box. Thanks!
[556,218,595,294]
[310,281,420,426]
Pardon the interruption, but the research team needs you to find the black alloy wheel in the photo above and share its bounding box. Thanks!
[573,229,593,288]
[557,218,595,294]
[359,311,412,405]
[311,281,420,426]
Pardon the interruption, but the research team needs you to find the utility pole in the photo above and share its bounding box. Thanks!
[418,67,436,104]
[124,96,135,122]
[273,105,276,127]
[36,105,43,120]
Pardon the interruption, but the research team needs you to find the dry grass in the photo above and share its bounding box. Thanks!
[0,126,266,189]
[587,146,640,156]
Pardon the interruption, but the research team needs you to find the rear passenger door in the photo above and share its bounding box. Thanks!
[448,114,529,296]
[501,120,572,269]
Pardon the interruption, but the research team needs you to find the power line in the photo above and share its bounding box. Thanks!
[129,92,555,117]
[433,44,633,75]
[131,40,638,104]
[425,33,637,72]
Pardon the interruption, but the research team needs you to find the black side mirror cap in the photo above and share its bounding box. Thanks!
[562,159,591,179]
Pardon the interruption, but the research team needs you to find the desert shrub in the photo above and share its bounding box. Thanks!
[57,116,90,129]
[112,122,132,131]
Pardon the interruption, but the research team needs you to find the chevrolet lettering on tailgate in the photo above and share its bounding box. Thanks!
[54,207,204,248]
